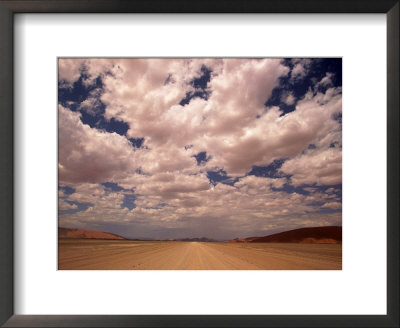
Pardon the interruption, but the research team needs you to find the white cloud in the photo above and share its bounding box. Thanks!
[281,91,296,105]
[290,59,312,81]
[58,58,342,239]
[292,63,306,79]
[59,175,341,239]
[281,147,342,186]
[93,59,293,176]
[58,58,84,87]
[316,72,335,88]
[58,58,115,87]
[58,105,138,184]
[321,202,342,210]
[58,199,78,211]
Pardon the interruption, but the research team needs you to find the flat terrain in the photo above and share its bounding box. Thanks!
[58,239,341,270]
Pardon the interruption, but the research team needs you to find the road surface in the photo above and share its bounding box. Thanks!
[58,240,341,270]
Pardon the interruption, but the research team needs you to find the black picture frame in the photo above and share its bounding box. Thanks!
[0,1,398,327]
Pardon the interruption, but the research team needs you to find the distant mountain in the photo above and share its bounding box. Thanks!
[231,226,342,244]
[230,238,246,243]
[174,237,216,242]
[231,236,259,242]
[59,227,125,240]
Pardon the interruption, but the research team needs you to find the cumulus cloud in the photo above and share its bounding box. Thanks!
[59,176,341,239]
[281,91,296,105]
[58,105,138,184]
[280,147,342,186]
[321,202,342,210]
[290,58,312,81]
[278,81,342,186]
[58,199,78,211]
[316,72,335,89]
[58,58,342,239]
[58,58,85,86]
[58,58,115,87]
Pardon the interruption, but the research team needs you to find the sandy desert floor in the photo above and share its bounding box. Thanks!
[58,239,341,270]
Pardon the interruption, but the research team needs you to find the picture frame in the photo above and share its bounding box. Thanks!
[0,0,398,327]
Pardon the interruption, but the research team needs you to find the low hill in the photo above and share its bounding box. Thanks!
[58,227,125,240]
[174,237,216,242]
[230,238,246,243]
[232,226,342,244]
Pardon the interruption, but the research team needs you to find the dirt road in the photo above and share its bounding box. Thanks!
[58,240,341,270]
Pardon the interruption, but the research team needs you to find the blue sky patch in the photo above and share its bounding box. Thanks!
[59,185,75,195]
[179,65,212,106]
[271,183,308,195]
[59,200,93,215]
[121,193,136,210]
[247,159,286,178]
[333,112,342,124]
[59,71,130,136]
[207,170,239,186]
[80,111,129,135]
[129,137,144,148]
[192,65,211,89]
[266,58,342,116]
[272,183,342,202]
[59,74,103,107]
[100,182,137,210]
[101,182,124,192]
[179,90,210,106]
[193,151,210,165]
[145,203,168,210]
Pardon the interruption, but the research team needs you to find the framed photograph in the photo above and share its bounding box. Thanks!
[0,1,398,327]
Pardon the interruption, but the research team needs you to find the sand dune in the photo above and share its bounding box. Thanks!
[58,227,125,240]
[235,226,342,244]
[58,239,341,270]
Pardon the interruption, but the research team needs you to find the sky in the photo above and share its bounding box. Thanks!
[58,58,342,241]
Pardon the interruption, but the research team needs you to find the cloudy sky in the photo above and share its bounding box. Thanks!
[58,58,342,240]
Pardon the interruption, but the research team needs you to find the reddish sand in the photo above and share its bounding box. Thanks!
[232,226,342,244]
[300,238,339,244]
[58,227,125,240]
[58,239,342,270]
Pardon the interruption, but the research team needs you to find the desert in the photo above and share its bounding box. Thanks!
[58,226,342,270]
[58,58,343,271]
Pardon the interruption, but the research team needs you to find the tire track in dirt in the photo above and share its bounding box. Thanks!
[58,239,341,270]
